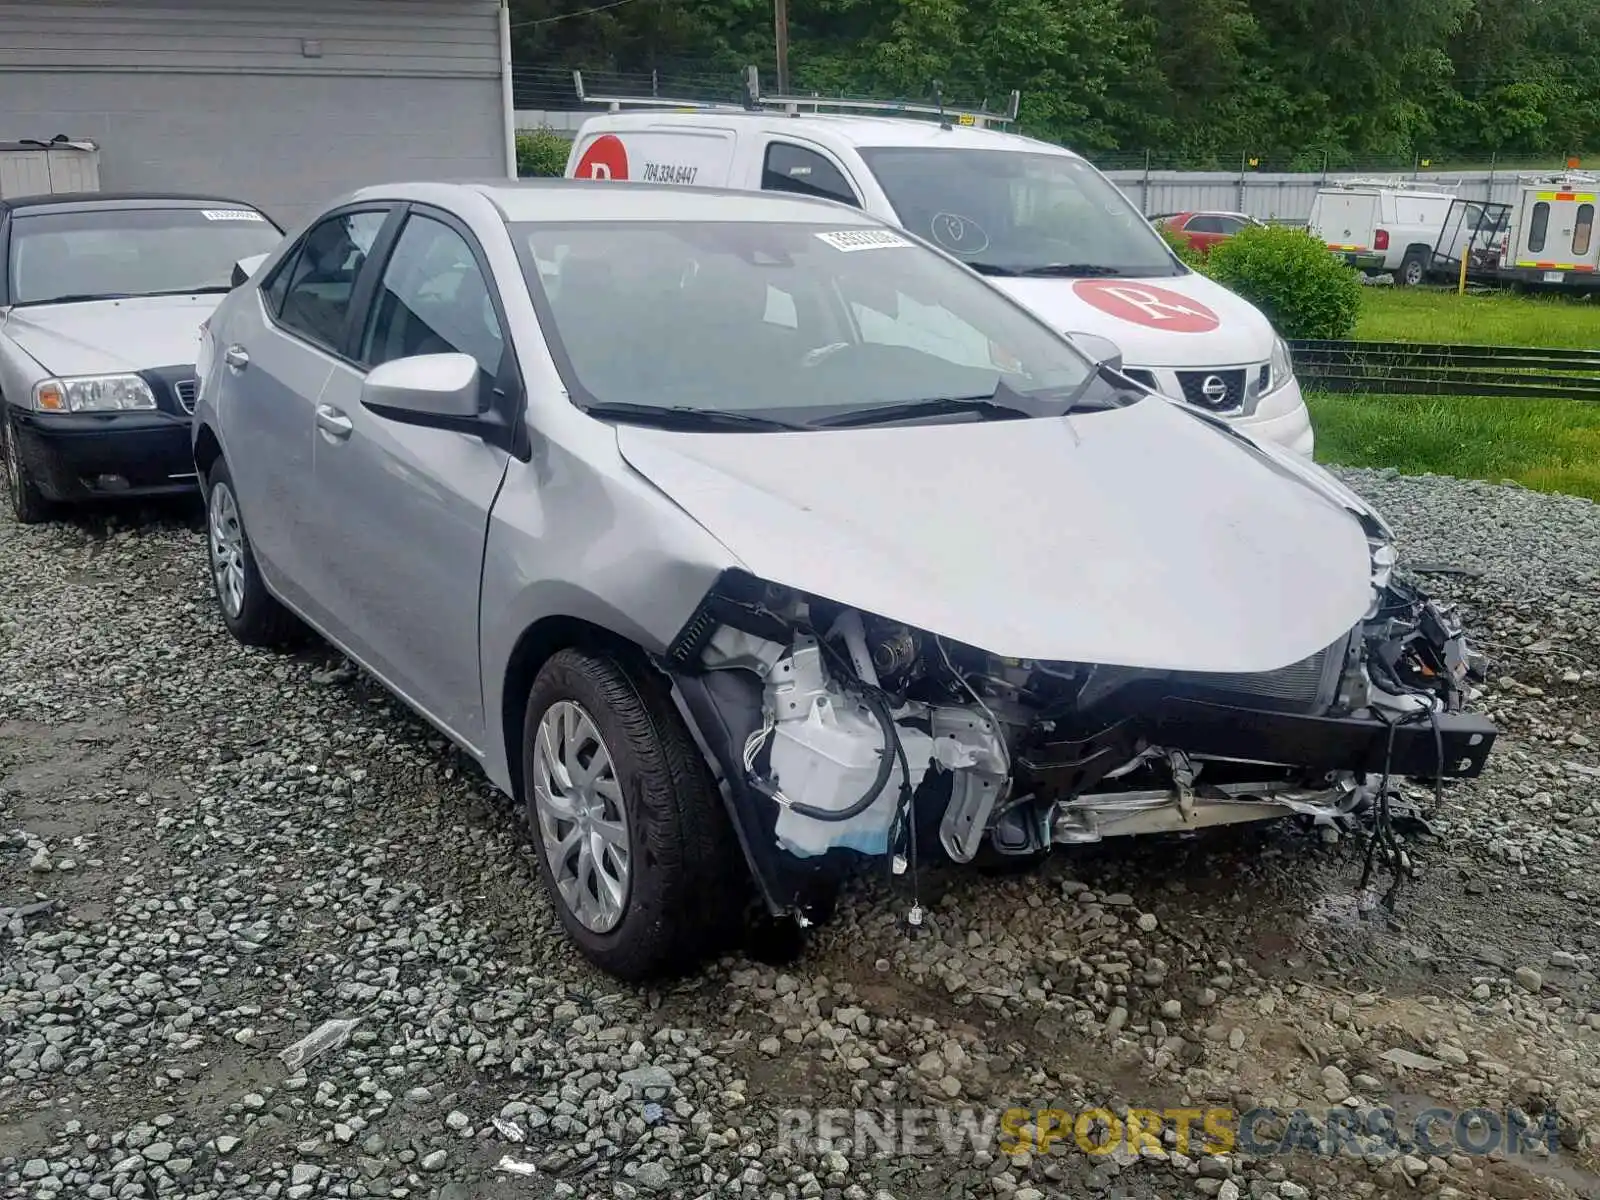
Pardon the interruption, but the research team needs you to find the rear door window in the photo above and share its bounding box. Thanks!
[275,210,388,353]
[1574,203,1594,257]
[1527,201,1551,254]
[1185,216,1224,234]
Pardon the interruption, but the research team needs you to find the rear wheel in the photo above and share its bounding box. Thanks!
[2,407,52,525]
[1396,251,1427,287]
[204,458,302,648]
[523,648,742,980]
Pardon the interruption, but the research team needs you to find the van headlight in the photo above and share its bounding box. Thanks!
[33,374,157,413]
[1265,335,1296,394]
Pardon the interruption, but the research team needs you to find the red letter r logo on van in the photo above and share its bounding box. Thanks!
[576,135,629,181]
[1072,280,1219,333]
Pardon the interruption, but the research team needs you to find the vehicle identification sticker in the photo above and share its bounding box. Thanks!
[814,229,911,252]
[1071,280,1220,333]
[202,209,265,222]
[642,161,697,184]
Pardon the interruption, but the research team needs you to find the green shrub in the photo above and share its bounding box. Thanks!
[517,127,572,177]
[1203,224,1364,340]
[1157,222,1209,272]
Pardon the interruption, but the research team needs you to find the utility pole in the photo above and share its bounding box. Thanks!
[773,0,789,94]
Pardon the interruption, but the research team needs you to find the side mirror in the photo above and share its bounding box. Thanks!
[360,353,481,421]
[231,253,270,288]
[1064,330,1124,374]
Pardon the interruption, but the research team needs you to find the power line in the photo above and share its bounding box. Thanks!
[509,0,647,30]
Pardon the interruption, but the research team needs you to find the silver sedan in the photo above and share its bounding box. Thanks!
[192,179,1495,980]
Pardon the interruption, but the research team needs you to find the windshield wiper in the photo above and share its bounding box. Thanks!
[965,262,1022,277]
[808,393,1034,429]
[1014,264,1124,278]
[15,292,133,306]
[145,285,233,296]
[582,402,810,432]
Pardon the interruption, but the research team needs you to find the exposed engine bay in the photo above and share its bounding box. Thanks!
[662,563,1497,925]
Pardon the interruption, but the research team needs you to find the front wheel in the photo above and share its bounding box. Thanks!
[2,407,52,524]
[204,459,302,648]
[523,648,742,980]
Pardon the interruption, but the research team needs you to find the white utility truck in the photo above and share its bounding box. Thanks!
[1307,178,1458,286]
[562,69,1315,456]
[1493,171,1599,291]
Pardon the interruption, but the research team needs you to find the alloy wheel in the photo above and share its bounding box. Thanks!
[532,699,631,933]
[207,481,247,620]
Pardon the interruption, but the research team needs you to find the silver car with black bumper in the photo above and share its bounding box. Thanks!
[192,179,1496,981]
[0,192,283,522]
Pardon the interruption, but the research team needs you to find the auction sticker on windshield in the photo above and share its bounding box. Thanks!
[1072,280,1220,333]
[202,210,266,222]
[815,230,911,252]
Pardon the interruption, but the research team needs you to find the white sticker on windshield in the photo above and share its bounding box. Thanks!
[814,229,911,252]
[201,209,265,222]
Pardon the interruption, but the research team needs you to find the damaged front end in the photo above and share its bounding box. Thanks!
[659,557,1496,926]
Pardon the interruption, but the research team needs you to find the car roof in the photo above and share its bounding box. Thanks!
[340,177,894,226]
[575,109,1082,157]
[1,191,269,217]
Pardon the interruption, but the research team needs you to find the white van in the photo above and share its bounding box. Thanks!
[1495,172,1600,290]
[562,78,1314,455]
[1307,178,1457,285]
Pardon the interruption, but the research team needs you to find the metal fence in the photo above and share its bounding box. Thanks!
[1291,342,1600,401]
[1101,166,1547,223]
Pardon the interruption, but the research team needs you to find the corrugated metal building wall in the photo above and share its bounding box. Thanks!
[0,0,508,228]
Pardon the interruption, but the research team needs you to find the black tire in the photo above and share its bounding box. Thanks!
[1396,252,1427,287]
[203,458,302,648]
[522,648,742,980]
[2,407,53,525]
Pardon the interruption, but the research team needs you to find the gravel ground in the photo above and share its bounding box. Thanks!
[3,467,1600,1200]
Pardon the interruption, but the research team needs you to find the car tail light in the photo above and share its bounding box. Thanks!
[1375,228,1390,251]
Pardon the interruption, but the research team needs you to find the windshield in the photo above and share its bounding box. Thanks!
[7,205,283,304]
[856,147,1183,278]
[514,220,1108,423]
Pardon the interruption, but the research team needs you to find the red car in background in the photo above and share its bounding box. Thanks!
[1156,211,1266,254]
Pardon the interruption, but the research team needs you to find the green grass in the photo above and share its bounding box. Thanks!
[1307,286,1600,502]
[1354,287,1598,349]
[1310,393,1600,502]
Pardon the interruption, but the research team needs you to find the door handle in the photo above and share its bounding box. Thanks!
[224,346,249,371]
[315,404,353,441]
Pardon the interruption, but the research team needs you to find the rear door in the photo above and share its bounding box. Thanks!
[1312,192,1378,253]
[215,206,393,614]
[1512,186,1599,276]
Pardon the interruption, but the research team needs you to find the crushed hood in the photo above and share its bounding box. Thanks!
[2,294,218,375]
[988,271,1275,368]
[617,395,1374,675]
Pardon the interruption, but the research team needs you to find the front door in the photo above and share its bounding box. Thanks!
[301,206,516,749]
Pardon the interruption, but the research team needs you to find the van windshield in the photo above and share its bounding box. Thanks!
[512,219,1120,426]
[856,147,1184,279]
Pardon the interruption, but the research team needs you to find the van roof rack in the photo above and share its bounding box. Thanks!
[1323,175,1460,193]
[571,68,757,113]
[749,68,1020,128]
[573,66,1020,129]
[1513,169,1599,187]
